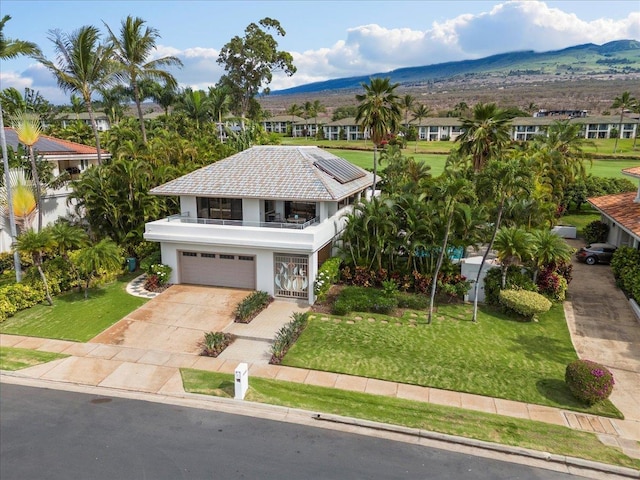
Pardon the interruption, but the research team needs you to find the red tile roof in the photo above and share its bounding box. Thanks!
[622,166,640,179]
[588,191,640,239]
[37,134,106,155]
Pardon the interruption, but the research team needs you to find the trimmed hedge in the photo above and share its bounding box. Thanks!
[565,359,615,405]
[498,289,552,320]
[0,283,46,322]
[332,286,398,316]
[484,266,537,306]
[611,246,640,302]
[583,220,609,245]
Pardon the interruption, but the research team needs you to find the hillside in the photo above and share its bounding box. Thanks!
[259,40,639,116]
[273,40,640,95]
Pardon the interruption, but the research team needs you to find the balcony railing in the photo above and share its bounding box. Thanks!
[166,213,319,230]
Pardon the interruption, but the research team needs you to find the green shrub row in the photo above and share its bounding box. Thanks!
[498,289,552,321]
[484,266,537,305]
[332,286,398,315]
[270,312,309,364]
[201,331,236,357]
[611,246,640,302]
[565,359,615,405]
[583,220,609,245]
[314,257,341,301]
[234,290,273,323]
[396,291,430,310]
[0,283,45,322]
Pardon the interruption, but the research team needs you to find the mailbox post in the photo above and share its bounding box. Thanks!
[234,362,249,400]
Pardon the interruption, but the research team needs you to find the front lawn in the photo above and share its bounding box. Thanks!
[0,346,68,371]
[0,274,147,342]
[282,304,621,417]
[181,369,639,470]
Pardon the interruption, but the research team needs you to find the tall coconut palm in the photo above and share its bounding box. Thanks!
[611,91,638,153]
[12,112,44,232]
[285,103,303,136]
[34,26,115,164]
[175,88,211,129]
[1,14,39,282]
[411,104,431,152]
[15,228,55,305]
[208,85,232,141]
[105,16,182,144]
[456,103,511,172]
[149,80,178,118]
[471,157,531,322]
[355,77,401,193]
[401,94,415,128]
[494,226,534,289]
[427,175,473,324]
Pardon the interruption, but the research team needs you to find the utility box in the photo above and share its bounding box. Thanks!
[234,362,249,400]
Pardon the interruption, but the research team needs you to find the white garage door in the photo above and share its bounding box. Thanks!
[179,251,256,289]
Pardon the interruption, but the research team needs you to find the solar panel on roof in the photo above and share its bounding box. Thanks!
[311,154,365,184]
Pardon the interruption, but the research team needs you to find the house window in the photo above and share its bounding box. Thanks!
[274,254,308,299]
[285,201,316,221]
[197,197,242,220]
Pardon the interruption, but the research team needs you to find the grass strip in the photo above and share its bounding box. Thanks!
[0,346,68,371]
[181,368,640,470]
[0,273,147,342]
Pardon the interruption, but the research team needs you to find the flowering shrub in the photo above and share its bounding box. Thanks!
[498,289,552,320]
[314,257,341,301]
[565,359,615,405]
[149,264,172,286]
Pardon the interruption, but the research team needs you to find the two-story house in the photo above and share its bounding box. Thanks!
[144,146,373,304]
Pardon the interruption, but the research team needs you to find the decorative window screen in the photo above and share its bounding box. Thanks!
[274,254,309,299]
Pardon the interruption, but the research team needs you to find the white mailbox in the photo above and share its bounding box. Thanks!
[234,362,249,400]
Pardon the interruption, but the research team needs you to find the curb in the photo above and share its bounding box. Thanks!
[2,372,639,479]
[313,413,640,479]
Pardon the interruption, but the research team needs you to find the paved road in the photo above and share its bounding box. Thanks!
[0,384,580,480]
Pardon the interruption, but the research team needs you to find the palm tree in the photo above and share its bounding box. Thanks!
[11,112,44,232]
[471,157,531,322]
[1,14,39,282]
[401,94,415,128]
[175,88,211,129]
[69,94,84,120]
[15,228,55,305]
[355,77,401,193]
[34,26,115,164]
[310,100,326,138]
[149,80,178,118]
[49,222,88,261]
[411,104,431,152]
[530,229,573,283]
[494,226,534,289]
[611,91,638,153]
[105,16,183,144]
[208,85,232,141]
[285,103,303,136]
[456,103,511,172]
[428,175,473,323]
[72,238,123,299]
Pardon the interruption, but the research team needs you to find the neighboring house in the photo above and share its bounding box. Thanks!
[509,117,556,141]
[144,146,373,304]
[0,128,109,252]
[55,112,111,131]
[588,166,640,249]
[570,115,639,139]
[261,115,304,135]
[322,117,366,141]
[410,117,464,141]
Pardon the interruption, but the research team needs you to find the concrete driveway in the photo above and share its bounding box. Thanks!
[90,285,249,355]
[565,240,640,434]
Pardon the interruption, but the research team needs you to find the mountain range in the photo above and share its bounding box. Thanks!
[272,40,640,96]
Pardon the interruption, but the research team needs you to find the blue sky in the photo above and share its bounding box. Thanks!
[2,0,639,104]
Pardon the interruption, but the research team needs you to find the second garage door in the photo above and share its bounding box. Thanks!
[179,251,256,289]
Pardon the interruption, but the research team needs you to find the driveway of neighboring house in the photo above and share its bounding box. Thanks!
[565,240,640,433]
[90,285,249,355]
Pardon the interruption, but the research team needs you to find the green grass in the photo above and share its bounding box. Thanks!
[326,149,448,177]
[0,274,147,342]
[282,304,621,418]
[0,346,68,370]
[181,369,640,470]
[560,210,601,237]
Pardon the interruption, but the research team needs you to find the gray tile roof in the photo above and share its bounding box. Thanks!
[150,146,373,201]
